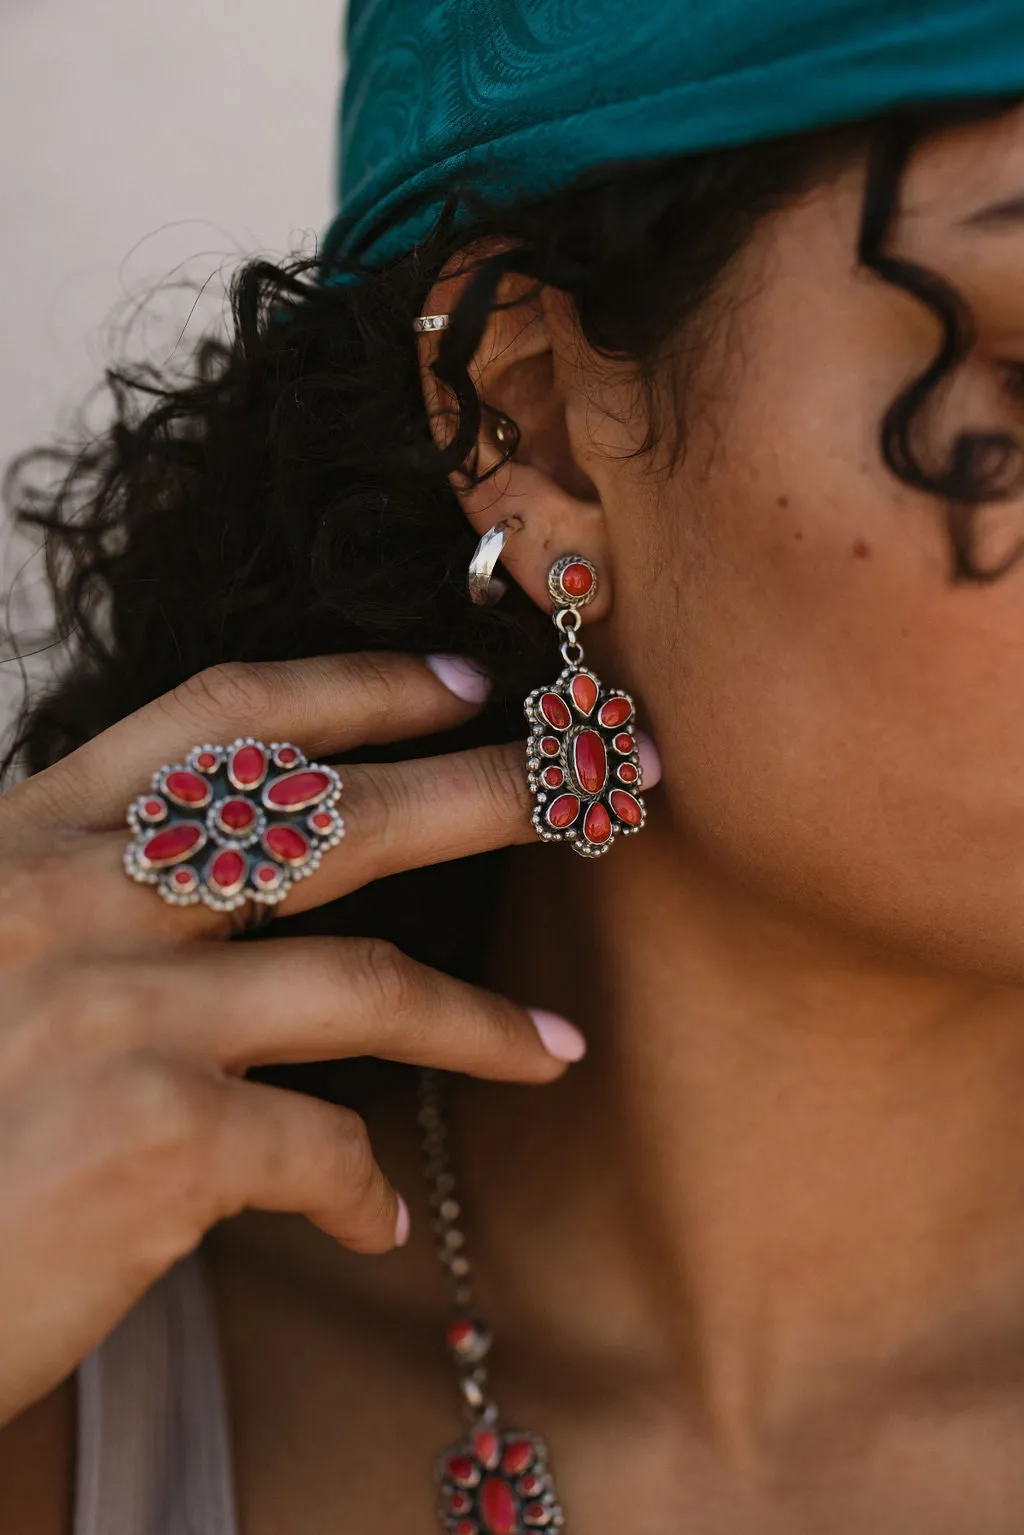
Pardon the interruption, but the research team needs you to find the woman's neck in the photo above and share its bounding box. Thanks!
[458,830,1024,1463]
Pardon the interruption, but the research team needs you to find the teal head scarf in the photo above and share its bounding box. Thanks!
[323,0,1024,275]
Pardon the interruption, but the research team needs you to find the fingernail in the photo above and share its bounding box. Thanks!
[636,728,663,788]
[528,1008,587,1063]
[394,1194,411,1248]
[426,653,493,703]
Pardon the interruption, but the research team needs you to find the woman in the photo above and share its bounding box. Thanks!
[3,0,1024,1528]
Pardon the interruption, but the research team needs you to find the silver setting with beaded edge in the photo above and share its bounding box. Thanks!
[123,737,344,914]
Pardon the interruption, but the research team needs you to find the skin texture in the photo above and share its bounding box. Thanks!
[6,104,1024,1533]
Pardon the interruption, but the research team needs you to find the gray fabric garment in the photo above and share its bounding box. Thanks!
[74,1255,238,1535]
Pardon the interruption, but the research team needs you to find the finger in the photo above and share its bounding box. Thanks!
[78,1057,407,1256]
[0,732,531,957]
[31,938,584,1079]
[281,731,658,913]
[212,1076,405,1253]
[36,739,534,952]
[5,731,639,955]
[6,651,491,833]
[287,740,537,908]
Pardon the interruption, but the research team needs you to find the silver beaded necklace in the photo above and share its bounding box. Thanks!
[418,1068,566,1534]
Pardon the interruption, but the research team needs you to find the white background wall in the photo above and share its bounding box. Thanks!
[0,0,345,729]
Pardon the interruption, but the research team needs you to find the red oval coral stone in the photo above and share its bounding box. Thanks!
[524,1502,548,1523]
[546,794,580,829]
[311,810,334,831]
[583,801,613,844]
[473,1429,500,1469]
[502,1440,535,1477]
[208,849,246,892]
[613,732,635,754]
[618,762,639,784]
[456,1523,477,1535]
[163,770,211,807]
[230,744,267,788]
[541,766,564,789]
[276,746,299,766]
[573,730,607,795]
[143,799,166,818]
[264,770,331,810]
[570,674,598,715]
[540,736,559,756]
[255,863,280,886]
[519,1475,543,1498]
[141,822,204,866]
[195,751,218,772]
[447,1492,472,1516]
[560,561,594,599]
[445,1455,477,1487]
[219,798,255,833]
[539,693,571,731]
[598,697,632,729]
[610,789,643,826]
[264,825,310,864]
[481,1477,518,1535]
[172,868,196,888]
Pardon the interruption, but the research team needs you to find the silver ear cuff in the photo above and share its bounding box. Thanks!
[413,313,451,333]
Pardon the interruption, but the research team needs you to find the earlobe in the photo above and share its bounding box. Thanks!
[415,268,611,620]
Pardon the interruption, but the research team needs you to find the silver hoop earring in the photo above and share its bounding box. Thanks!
[467,518,521,606]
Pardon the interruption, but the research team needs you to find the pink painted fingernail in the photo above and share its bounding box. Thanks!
[425,653,492,703]
[528,1008,587,1062]
[394,1194,411,1247]
[636,729,662,788]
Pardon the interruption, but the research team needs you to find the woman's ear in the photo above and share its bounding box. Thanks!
[415,251,613,621]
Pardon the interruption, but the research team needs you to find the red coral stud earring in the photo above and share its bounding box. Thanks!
[525,555,646,856]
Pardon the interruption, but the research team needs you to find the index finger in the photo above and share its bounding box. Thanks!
[7,652,490,833]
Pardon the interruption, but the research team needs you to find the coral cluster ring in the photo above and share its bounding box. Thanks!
[123,738,344,913]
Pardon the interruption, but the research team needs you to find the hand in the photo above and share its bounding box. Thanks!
[0,652,587,1427]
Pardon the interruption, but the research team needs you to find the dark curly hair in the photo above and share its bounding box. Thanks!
[3,97,1022,1009]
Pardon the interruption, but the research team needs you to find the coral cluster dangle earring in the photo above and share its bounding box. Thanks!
[524,555,646,856]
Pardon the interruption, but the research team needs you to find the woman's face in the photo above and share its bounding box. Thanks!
[580,104,1024,979]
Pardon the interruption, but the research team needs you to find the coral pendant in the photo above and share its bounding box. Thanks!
[437,1423,564,1532]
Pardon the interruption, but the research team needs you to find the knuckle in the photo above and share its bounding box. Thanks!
[327,1109,391,1237]
[168,661,276,730]
[108,1057,230,1259]
[345,764,401,844]
[471,743,533,822]
[331,1107,375,1187]
[110,1054,219,1173]
[337,652,405,732]
[6,973,111,1073]
[0,773,57,837]
[0,846,73,965]
[63,1054,226,1275]
[345,936,418,1025]
[45,966,146,1053]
